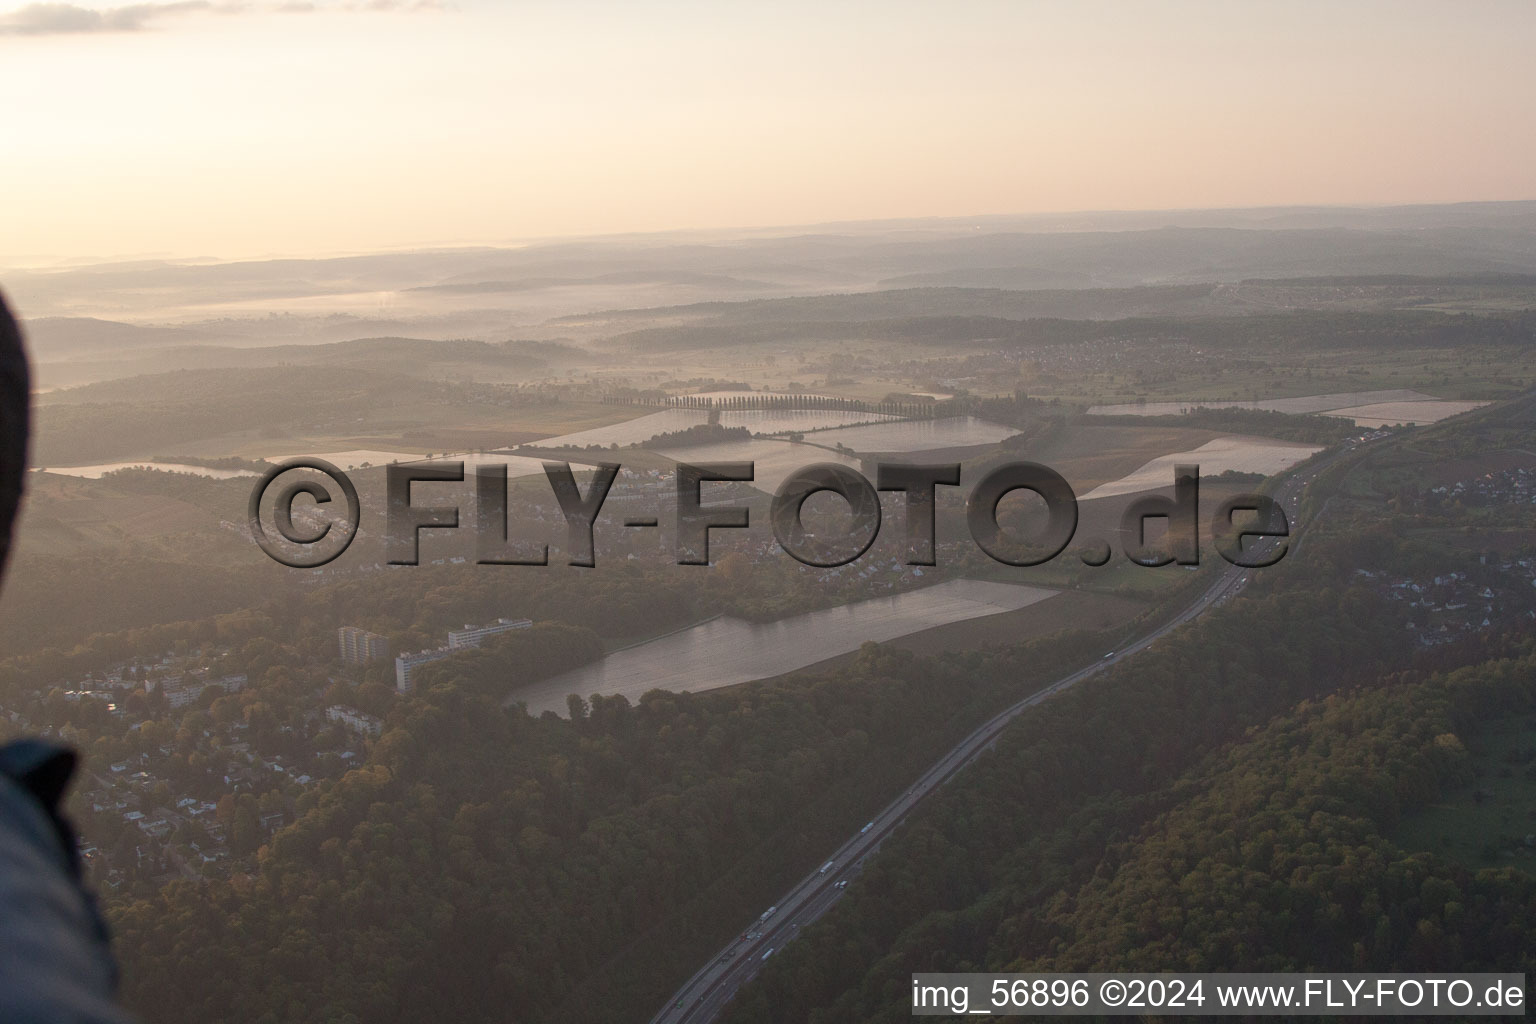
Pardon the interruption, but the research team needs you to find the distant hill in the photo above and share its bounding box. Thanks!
[409,270,778,294]
[23,317,217,356]
[11,201,1536,323]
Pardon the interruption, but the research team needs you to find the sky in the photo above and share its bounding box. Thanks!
[1,0,1533,266]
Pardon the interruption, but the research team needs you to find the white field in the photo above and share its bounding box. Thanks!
[282,449,421,469]
[805,416,1019,452]
[39,461,260,480]
[1324,400,1488,427]
[532,410,707,448]
[1087,389,1441,417]
[654,438,862,493]
[1080,436,1323,500]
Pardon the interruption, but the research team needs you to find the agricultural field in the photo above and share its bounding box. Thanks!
[1080,436,1323,500]
[1326,400,1490,427]
[39,461,260,480]
[1026,424,1228,491]
[530,409,709,448]
[266,448,421,469]
[10,472,242,558]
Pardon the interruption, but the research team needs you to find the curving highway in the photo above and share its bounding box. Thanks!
[649,455,1339,1024]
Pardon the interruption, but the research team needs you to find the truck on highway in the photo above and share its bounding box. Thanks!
[760,906,776,922]
[818,861,834,874]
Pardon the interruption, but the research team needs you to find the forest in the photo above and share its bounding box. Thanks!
[97,507,1501,1023]
[74,390,1536,1024]
[8,234,1535,1024]
[715,401,1536,1022]
[724,637,1536,1022]
[106,620,1127,1022]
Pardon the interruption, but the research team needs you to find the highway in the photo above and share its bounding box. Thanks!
[649,457,1333,1024]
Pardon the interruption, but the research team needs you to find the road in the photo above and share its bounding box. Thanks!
[649,457,1334,1024]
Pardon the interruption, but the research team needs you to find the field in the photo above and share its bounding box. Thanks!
[875,588,1146,658]
[40,461,258,480]
[1080,436,1321,500]
[5,473,248,559]
[1028,424,1226,491]
[1326,400,1489,427]
[268,448,419,469]
[512,409,707,449]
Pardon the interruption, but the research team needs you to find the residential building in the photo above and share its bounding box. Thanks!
[395,648,452,692]
[326,705,384,738]
[447,617,532,649]
[338,626,389,664]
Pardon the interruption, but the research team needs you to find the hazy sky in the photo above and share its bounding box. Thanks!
[2,0,1532,265]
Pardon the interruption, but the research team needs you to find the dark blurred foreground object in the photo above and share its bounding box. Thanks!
[0,292,22,576]
[0,295,134,1023]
